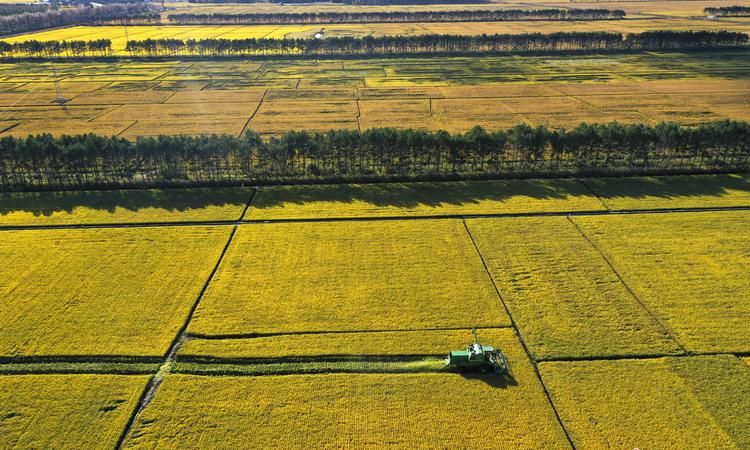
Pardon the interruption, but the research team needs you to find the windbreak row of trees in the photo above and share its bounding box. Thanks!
[167,9,625,25]
[2,121,748,190]
[0,4,49,16]
[188,0,487,4]
[0,39,112,57]
[705,6,750,16]
[122,31,748,57]
[0,3,155,36]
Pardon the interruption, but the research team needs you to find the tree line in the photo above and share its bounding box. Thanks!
[705,6,750,16]
[1,120,748,190]
[0,39,112,58]
[187,0,487,4]
[0,3,155,36]
[0,4,49,16]
[121,31,748,57]
[167,9,625,25]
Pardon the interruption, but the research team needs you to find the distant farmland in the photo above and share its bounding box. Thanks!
[1,51,748,138]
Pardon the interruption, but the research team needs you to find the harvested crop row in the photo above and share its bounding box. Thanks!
[0,188,253,226]
[246,179,605,220]
[189,220,509,336]
[123,329,571,449]
[540,355,750,449]
[0,227,232,357]
[574,211,750,354]
[179,328,509,360]
[0,374,149,450]
[466,216,682,360]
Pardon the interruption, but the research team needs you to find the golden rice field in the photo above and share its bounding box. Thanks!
[0,227,231,357]
[179,328,509,360]
[0,187,252,226]
[248,178,605,220]
[0,374,149,450]
[574,211,750,354]
[466,216,682,359]
[0,52,749,138]
[583,173,750,210]
[188,220,509,336]
[161,0,750,18]
[1,174,748,448]
[539,355,750,449]
[124,329,570,449]
[8,16,750,54]
[248,173,750,220]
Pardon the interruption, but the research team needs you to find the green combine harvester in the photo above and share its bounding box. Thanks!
[445,329,510,375]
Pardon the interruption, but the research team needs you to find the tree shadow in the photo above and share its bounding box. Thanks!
[253,173,750,209]
[0,187,253,218]
[1,173,748,219]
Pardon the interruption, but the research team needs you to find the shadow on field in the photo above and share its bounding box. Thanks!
[0,187,253,217]
[459,372,518,388]
[252,173,750,209]
[1,173,748,218]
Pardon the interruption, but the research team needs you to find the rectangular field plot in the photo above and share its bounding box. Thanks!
[0,227,231,357]
[0,188,252,226]
[124,329,570,450]
[467,217,681,360]
[0,374,149,450]
[540,355,750,450]
[574,211,750,353]
[247,179,605,220]
[188,220,508,336]
[584,173,750,210]
[179,328,508,360]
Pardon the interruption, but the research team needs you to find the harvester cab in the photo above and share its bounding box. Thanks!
[445,328,509,375]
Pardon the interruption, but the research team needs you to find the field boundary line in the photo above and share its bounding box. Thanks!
[461,219,577,450]
[238,188,257,220]
[576,178,611,210]
[240,89,267,136]
[2,205,750,232]
[0,122,19,134]
[87,104,122,123]
[114,225,239,450]
[116,120,138,138]
[566,216,689,355]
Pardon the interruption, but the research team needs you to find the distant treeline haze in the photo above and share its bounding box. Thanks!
[0,4,158,36]
[1,121,748,190]
[188,0,489,4]
[704,6,750,16]
[167,9,626,25]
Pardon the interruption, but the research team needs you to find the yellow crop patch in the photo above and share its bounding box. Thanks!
[0,188,251,226]
[0,227,231,357]
[124,329,571,449]
[540,355,750,449]
[0,374,149,450]
[574,211,750,353]
[466,216,682,359]
[247,179,604,220]
[189,220,508,335]
[179,328,509,360]
[584,174,750,210]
